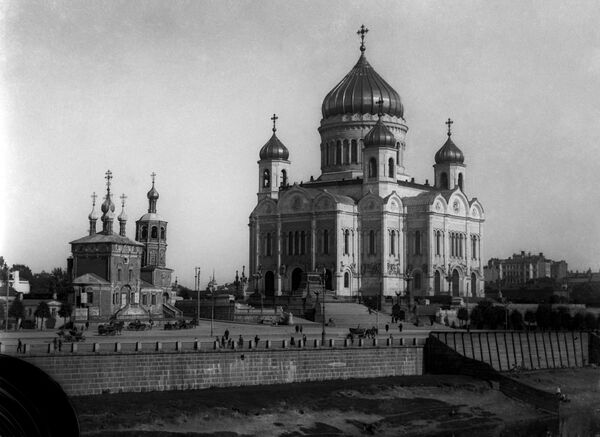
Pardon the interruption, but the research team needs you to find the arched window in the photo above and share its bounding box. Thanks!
[351,140,357,163]
[263,169,270,188]
[470,273,477,297]
[471,236,477,259]
[459,234,463,258]
[434,271,441,293]
[415,231,421,255]
[117,268,122,282]
[160,227,165,240]
[390,230,396,255]
[388,158,394,178]
[440,172,449,189]
[266,233,272,256]
[414,272,422,290]
[294,231,299,255]
[326,143,331,166]
[300,231,306,254]
[281,169,287,187]
[335,141,342,165]
[369,230,375,255]
[288,232,293,255]
[458,173,464,190]
[151,226,158,239]
[343,140,349,164]
[128,269,133,282]
[329,142,335,165]
[436,231,441,256]
[344,230,350,255]
[323,230,329,254]
[344,272,350,288]
[368,158,377,178]
[141,226,148,239]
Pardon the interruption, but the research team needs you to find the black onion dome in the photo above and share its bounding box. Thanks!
[147,185,159,200]
[259,133,289,160]
[435,136,464,164]
[364,117,396,148]
[321,53,404,119]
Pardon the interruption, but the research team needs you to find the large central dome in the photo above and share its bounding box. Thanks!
[321,51,404,119]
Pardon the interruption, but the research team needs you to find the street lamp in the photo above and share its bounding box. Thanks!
[253,266,263,315]
[321,268,327,344]
[209,283,215,337]
[194,267,201,323]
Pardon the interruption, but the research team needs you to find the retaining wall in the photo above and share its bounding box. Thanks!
[19,344,423,397]
[432,331,590,371]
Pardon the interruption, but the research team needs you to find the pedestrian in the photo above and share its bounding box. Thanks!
[17,339,23,353]
[398,322,403,332]
[221,336,226,347]
[385,324,389,333]
[299,325,303,334]
[238,334,243,347]
[295,325,299,333]
[85,321,89,331]
[53,337,58,350]
[58,338,62,352]
[254,334,260,346]
[224,329,229,340]
[290,336,296,346]
[302,334,306,345]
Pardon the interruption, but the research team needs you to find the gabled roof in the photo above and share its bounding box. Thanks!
[70,233,143,246]
[72,273,110,285]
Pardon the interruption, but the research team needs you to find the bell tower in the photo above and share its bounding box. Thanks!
[434,118,466,191]
[258,114,290,200]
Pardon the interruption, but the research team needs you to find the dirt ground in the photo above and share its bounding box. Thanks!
[73,374,562,437]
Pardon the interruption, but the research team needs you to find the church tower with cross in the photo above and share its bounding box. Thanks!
[249,27,485,303]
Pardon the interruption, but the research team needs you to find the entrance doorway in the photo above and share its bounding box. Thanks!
[451,270,460,296]
[325,269,334,290]
[265,271,275,297]
[291,268,303,291]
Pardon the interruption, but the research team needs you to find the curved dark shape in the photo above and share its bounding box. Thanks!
[0,354,79,436]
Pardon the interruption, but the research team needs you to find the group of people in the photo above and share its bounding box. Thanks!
[214,330,262,349]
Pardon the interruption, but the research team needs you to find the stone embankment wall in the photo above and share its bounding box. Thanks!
[20,344,423,397]
[432,331,590,371]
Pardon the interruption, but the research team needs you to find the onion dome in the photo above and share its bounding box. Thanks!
[88,192,100,220]
[364,115,396,148]
[435,118,464,164]
[100,194,115,214]
[321,44,403,119]
[259,113,289,160]
[118,194,128,222]
[147,184,159,201]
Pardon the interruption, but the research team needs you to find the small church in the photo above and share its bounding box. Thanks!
[68,171,180,321]
[249,27,485,301]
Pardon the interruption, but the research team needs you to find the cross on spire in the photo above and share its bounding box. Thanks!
[357,24,369,52]
[91,192,97,206]
[376,97,384,117]
[445,118,454,137]
[151,172,156,186]
[271,113,278,132]
[105,170,113,191]
[120,193,127,207]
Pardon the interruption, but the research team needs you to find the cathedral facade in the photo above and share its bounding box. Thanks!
[249,28,485,300]
[69,171,178,320]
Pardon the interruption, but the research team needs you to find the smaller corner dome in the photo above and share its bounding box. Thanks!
[364,118,396,148]
[88,207,100,221]
[435,136,464,164]
[259,133,289,160]
[147,186,159,200]
[118,209,128,221]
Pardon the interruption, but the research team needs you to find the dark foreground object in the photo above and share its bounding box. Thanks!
[74,375,557,437]
[0,354,79,436]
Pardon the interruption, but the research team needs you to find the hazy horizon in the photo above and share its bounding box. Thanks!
[2,1,599,288]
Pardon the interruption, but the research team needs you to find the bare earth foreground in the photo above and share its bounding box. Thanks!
[72,371,592,437]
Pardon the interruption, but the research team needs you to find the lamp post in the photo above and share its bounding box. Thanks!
[194,267,201,323]
[253,266,263,315]
[321,268,327,344]
[5,269,10,332]
[209,283,215,337]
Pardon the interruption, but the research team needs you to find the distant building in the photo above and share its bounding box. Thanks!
[68,171,179,321]
[484,251,568,287]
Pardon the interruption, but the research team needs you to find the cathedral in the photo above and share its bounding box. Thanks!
[249,27,485,301]
[68,171,179,320]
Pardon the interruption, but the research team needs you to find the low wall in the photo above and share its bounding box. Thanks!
[432,331,590,371]
[19,344,422,397]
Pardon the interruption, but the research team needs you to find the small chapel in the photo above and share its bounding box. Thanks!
[68,171,179,321]
[249,27,485,301]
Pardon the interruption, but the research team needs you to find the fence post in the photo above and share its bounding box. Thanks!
[155,341,162,352]
[329,339,335,348]
[47,343,53,354]
[314,339,319,348]
[282,339,287,349]
[358,338,364,347]
[344,338,349,347]
[194,339,199,351]
[93,343,100,353]
[114,342,121,353]
[136,341,142,352]
[400,338,404,346]
[372,338,378,347]
[71,343,77,353]
[266,339,271,349]
[386,337,392,346]
[176,341,182,352]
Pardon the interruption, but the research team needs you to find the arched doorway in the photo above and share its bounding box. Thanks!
[325,269,334,290]
[470,273,477,297]
[451,270,460,296]
[162,292,170,304]
[265,271,275,297]
[291,268,303,291]
[434,271,441,293]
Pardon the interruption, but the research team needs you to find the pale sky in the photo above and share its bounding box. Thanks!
[1,0,599,288]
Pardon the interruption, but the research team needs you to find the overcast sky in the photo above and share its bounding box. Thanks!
[1,0,599,287]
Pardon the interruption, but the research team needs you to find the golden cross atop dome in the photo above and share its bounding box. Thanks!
[120,193,127,207]
[376,97,384,116]
[91,192,97,206]
[445,118,454,136]
[105,170,112,191]
[357,24,369,52]
[271,113,278,132]
[151,172,156,186]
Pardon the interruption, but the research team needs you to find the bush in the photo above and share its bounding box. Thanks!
[584,312,597,331]
[46,317,56,329]
[20,320,35,329]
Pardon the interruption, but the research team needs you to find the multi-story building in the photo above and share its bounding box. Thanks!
[485,251,568,286]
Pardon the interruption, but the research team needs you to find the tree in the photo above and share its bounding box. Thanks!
[524,310,536,330]
[34,301,50,330]
[457,307,469,327]
[58,302,72,326]
[536,304,552,330]
[8,299,25,329]
[584,312,597,331]
[509,309,524,330]
[572,312,585,331]
[470,306,484,329]
[10,264,33,282]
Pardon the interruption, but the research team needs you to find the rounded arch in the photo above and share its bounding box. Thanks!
[162,292,170,304]
[452,269,460,296]
[388,157,394,178]
[141,225,148,239]
[434,270,441,293]
[368,158,377,178]
[264,271,275,297]
[281,169,288,187]
[440,172,449,189]
[263,169,270,188]
[291,268,303,291]
[344,271,350,288]
[151,226,158,239]
[458,173,464,190]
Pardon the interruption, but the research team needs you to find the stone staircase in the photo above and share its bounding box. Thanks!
[314,301,388,328]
